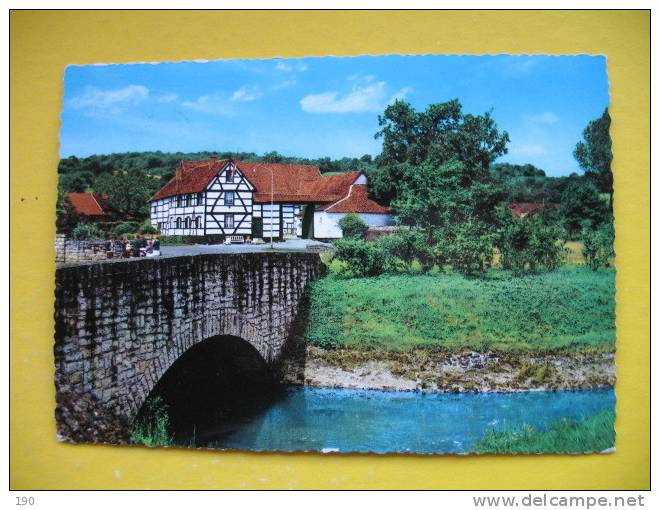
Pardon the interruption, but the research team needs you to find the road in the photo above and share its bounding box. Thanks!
[160,238,334,257]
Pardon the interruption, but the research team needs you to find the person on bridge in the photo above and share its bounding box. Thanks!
[146,236,161,257]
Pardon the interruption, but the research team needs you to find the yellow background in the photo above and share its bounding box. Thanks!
[10,10,650,489]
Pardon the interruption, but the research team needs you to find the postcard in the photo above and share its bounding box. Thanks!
[53,55,615,454]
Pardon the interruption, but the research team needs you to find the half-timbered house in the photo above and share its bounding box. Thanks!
[149,157,393,240]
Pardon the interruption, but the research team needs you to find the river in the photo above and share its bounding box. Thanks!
[187,387,614,454]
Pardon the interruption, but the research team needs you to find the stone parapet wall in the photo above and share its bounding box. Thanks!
[53,252,325,443]
[55,234,107,265]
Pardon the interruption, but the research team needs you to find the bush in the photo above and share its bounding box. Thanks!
[114,221,140,237]
[138,219,158,235]
[434,222,494,274]
[338,213,369,239]
[332,238,388,277]
[496,213,566,273]
[71,223,103,240]
[582,223,615,270]
[375,229,434,272]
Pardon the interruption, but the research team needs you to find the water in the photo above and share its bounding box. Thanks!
[199,386,615,454]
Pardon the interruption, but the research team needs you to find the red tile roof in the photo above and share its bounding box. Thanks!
[67,193,108,216]
[151,159,231,201]
[509,203,559,218]
[238,162,330,203]
[318,184,391,214]
[149,158,388,214]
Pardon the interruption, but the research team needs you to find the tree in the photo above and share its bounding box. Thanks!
[574,109,613,207]
[94,169,155,219]
[370,99,509,202]
[560,178,610,239]
[72,223,103,240]
[495,209,566,273]
[337,213,369,239]
[582,223,615,270]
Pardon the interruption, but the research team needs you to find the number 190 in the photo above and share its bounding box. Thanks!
[16,497,34,506]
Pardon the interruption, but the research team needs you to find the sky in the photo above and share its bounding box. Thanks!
[60,54,609,177]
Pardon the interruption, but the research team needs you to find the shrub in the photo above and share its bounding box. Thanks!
[434,222,494,274]
[114,221,140,237]
[582,223,615,271]
[138,219,158,235]
[332,238,388,277]
[496,212,566,273]
[71,223,103,240]
[338,213,369,239]
[373,229,436,273]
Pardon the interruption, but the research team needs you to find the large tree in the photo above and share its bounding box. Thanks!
[370,99,509,202]
[94,169,156,219]
[573,108,613,207]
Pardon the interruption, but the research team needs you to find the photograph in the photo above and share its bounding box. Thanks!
[53,54,616,455]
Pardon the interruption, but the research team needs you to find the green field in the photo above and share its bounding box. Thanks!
[305,267,616,353]
[473,409,615,454]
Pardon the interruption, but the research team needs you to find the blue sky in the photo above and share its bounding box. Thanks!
[60,55,608,177]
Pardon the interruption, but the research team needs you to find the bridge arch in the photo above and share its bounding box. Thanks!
[128,313,270,426]
[53,252,324,444]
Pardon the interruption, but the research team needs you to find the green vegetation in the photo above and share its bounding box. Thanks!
[71,223,103,240]
[337,213,369,239]
[473,409,615,454]
[131,397,172,447]
[305,267,615,353]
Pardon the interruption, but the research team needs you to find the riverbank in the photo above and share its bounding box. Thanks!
[280,347,615,393]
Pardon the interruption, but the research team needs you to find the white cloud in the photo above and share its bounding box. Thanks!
[389,86,412,103]
[230,86,259,102]
[272,79,297,90]
[156,93,178,103]
[527,111,559,125]
[182,95,233,115]
[276,61,307,73]
[67,84,149,112]
[275,62,293,72]
[301,80,411,114]
[301,81,388,113]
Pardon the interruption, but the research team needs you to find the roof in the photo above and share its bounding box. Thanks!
[509,203,559,218]
[149,158,388,212]
[151,159,230,201]
[238,162,336,203]
[318,184,391,214]
[66,193,108,216]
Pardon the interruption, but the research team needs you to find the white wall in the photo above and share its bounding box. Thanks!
[314,211,394,239]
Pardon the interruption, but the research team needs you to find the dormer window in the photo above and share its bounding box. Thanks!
[225,169,234,183]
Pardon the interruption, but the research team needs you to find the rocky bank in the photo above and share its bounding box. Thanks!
[279,346,615,393]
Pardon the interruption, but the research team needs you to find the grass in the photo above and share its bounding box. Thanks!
[131,397,173,447]
[472,409,615,454]
[305,266,616,353]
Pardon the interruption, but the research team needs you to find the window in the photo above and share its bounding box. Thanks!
[224,191,234,206]
[176,195,182,207]
[197,192,204,205]
[185,217,190,229]
[195,217,201,229]
[225,169,234,183]
[190,194,196,206]
[176,217,182,229]
[186,194,192,207]
[224,214,234,229]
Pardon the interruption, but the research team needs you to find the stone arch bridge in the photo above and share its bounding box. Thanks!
[53,252,325,443]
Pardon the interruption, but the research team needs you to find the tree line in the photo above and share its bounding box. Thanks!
[332,101,613,275]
